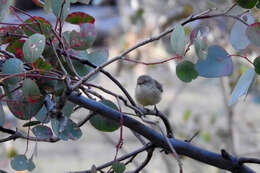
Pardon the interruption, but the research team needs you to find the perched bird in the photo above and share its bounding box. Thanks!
[135,75,163,106]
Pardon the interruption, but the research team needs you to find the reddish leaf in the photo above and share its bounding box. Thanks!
[22,16,52,38]
[66,11,95,25]
[0,26,22,44]
[6,40,25,58]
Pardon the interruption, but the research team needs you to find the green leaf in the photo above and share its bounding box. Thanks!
[0,26,22,44]
[4,86,45,120]
[27,158,36,171]
[72,49,108,80]
[69,23,97,50]
[112,162,126,173]
[62,101,75,117]
[51,117,82,141]
[253,56,260,75]
[22,16,53,38]
[90,99,120,132]
[23,121,41,127]
[0,0,13,22]
[170,24,186,56]
[34,58,52,71]
[2,58,24,85]
[6,39,25,59]
[236,0,257,9]
[22,78,41,102]
[66,11,95,25]
[32,125,53,139]
[194,35,208,60]
[246,22,260,47]
[51,0,70,22]
[176,61,198,83]
[10,155,28,171]
[23,33,46,63]
[35,105,50,123]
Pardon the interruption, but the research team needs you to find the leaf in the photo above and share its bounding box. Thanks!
[32,0,45,7]
[22,79,41,103]
[32,125,53,139]
[112,162,126,173]
[51,0,70,22]
[2,58,24,85]
[176,61,198,83]
[35,105,50,123]
[0,26,22,44]
[27,157,36,171]
[72,49,108,80]
[10,155,29,171]
[183,109,191,122]
[22,16,53,38]
[195,45,233,78]
[51,117,82,141]
[34,58,52,71]
[62,101,75,117]
[36,75,57,94]
[4,87,45,120]
[246,22,260,47]
[69,23,97,50]
[236,0,258,9]
[229,67,256,106]
[23,121,41,127]
[230,14,254,50]
[170,24,186,56]
[253,56,260,74]
[90,99,120,132]
[6,39,25,59]
[66,11,95,25]
[23,33,46,63]
[0,0,13,22]
[194,35,208,60]
[190,25,209,43]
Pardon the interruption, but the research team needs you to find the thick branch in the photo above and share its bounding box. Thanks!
[68,92,256,173]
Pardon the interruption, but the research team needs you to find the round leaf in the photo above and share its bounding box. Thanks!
[5,87,44,120]
[230,14,254,50]
[6,39,25,59]
[253,56,260,74]
[2,58,24,85]
[51,117,82,141]
[22,16,53,38]
[112,162,126,173]
[170,24,186,56]
[0,26,22,44]
[32,125,53,139]
[66,11,95,25]
[90,99,120,132]
[22,78,41,102]
[176,60,198,83]
[23,33,46,63]
[195,45,233,78]
[10,155,29,171]
[246,22,260,47]
[69,23,97,50]
[236,0,257,9]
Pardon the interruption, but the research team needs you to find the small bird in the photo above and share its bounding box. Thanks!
[135,75,163,106]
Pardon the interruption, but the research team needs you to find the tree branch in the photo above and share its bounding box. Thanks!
[68,92,257,173]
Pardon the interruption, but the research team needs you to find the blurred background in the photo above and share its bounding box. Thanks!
[1,0,260,172]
